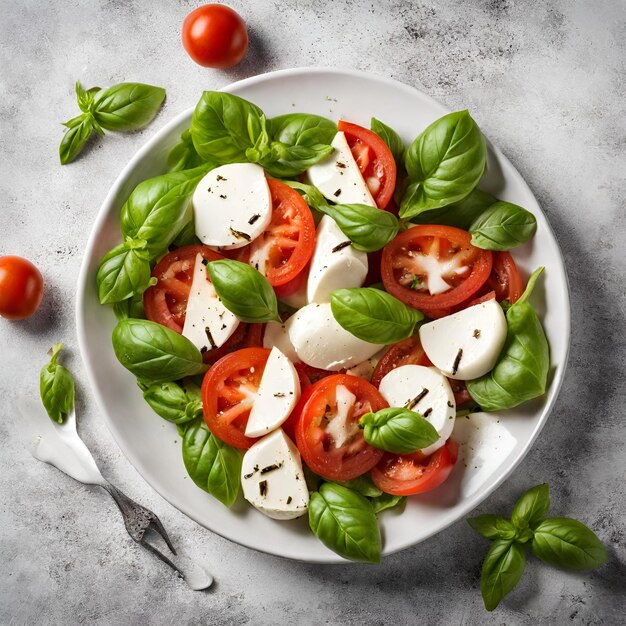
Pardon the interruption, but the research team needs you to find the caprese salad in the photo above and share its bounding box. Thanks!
[98,91,550,562]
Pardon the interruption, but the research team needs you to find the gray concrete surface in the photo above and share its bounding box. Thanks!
[1,0,625,624]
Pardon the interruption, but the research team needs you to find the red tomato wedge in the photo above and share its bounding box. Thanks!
[338,121,397,210]
[202,347,271,449]
[371,439,459,496]
[381,225,493,314]
[371,335,431,388]
[295,374,386,481]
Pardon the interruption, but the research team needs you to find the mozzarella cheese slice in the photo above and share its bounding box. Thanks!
[241,429,309,520]
[263,317,300,363]
[288,302,384,371]
[181,253,240,352]
[378,365,456,456]
[324,385,359,448]
[307,215,368,303]
[419,299,507,380]
[307,131,376,206]
[193,163,272,250]
[244,347,301,438]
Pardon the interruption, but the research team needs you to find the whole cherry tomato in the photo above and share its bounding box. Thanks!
[0,256,44,320]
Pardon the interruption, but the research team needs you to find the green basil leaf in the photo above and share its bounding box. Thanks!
[532,518,608,570]
[167,129,207,172]
[371,117,404,167]
[401,110,486,218]
[370,493,406,515]
[59,115,94,165]
[39,343,75,424]
[360,407,439,454]
[282,180,327,211]
[411,188,496,230]
[206,259,281,323]
[171,217,201,248]
[75,81,100,113]
[96,240,152,305]
[143,381,203,425]
[309,483,381,563]
[468,514,517,541]
[91,82,166,132]
[317,203,399,252]
[330,287,423,343]
[467,268,549,411]
[336,475,383,498]
[470,202,537,251]
[112,319,208,383]
[112,293,145,320]
[182,420,241,507]
[264,142,334,178]
[480,540,526,611]
[190,91,269,164]
[511,483,550,529]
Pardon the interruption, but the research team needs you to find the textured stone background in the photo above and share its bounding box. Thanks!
[1,0,625,624]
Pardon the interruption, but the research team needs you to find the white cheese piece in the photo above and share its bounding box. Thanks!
[306,131,376,206]
[244,347,301,438]
[241,429,309,520]
[419,299,507,380]
[324,385,359,448]
[288,302,384,371]
[278,276,309,310]
[181,254,240,352]
[263,317,300,363]
[193,163,272,250]
[345,348,386,381]
[378,364,456,456]
[307,215,368,303]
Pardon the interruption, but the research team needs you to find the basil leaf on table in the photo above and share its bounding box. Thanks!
[400,110,486,219]
[143,381,203,425]
[207,259,281,323]
[412,188,496,230]
[336,475,383,498]
[317,203,399,252]
[371,117,404,167]
[39,343,75,424]
[468,515,517,541]
[331,287,423,344]
[112,319,208,383]
[91,82,166,132]
[370,493,406,515]
[167,129,207,172]
[59,115,94,165]
[467,268,549,411]
[511,483,550,529]
[309,483,381,563]
[470,202,537,251]
[182,420,242,507]
[480,540,526,611]
[531,518,608,570]
[75,81,100,113]
[359,407,439,454]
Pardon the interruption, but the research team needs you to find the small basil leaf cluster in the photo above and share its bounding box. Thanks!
[60,82,166,165]
[142,380,203,426]
[39,343,75,424]
[469,483,608,611]
[371,117,405,168]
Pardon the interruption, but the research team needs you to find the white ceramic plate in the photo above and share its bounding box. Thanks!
[76,68,570,563]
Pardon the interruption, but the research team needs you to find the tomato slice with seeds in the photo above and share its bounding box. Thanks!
[203,321,265,365]
[381,225,493,313]
[371,335,431,388]
[485,251,525,304]
[202,347,271,449]
[295,374,386,481]
[338,121,397,210]
[281,366,313,441]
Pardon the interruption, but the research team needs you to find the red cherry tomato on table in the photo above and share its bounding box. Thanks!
[0,256,44,320]
[182,4,248,69]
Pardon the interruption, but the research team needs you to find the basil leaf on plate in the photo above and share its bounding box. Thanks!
[112,319,208,383]
[370,493,406,515]
[336,475,383,498]
[207,259,281,323]
[411,188,496,230]
[511,483,550,530]
[531,518,608,570]
[317,203,399,252]
[468,515,517,541]
[330,287,423,344]
[143,380,203,425]
[282,180,327,211]
[470,201,537,251]
[91,82,166,132]
[371,117,404,167]
[39,342,75,425]
[59,114,94,165]
[182,420,242,507]
[360,407,439,454]
[112,293,145,320]
[309,483,381,563]
[167,129,207,172]
[480,540,526,611]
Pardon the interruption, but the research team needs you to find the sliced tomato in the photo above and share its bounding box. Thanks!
[203,321,265,365]
[246,178,316,288]
[202,347,271,449]
[486,251,525,304]
[281,366,313,441]
[295,374,386,481]
[371,335,431,388]
[338,121,397,210]
[371,439,459,496]
[294,362,337,384]
[449,379,472,406]
[381,225,493,313]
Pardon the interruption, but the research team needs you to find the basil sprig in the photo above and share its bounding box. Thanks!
[167,129,206,172]
[60,81,165,164]
[282,180,327,210]
[207,259,281,323]
[469,483,607,611]
[331,287,423,344]
[469,201,537,251]
[39,343,75,424]
[143,381,203,426]
[371,117,404,167]
[359,407,439,454]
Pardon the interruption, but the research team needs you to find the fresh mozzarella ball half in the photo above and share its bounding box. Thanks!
[193,163,272,249]
[241,429,309,520]
[378,365,456,456]
[263,317,300,364]
[419,299,508,380]
[288,302,384,371]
